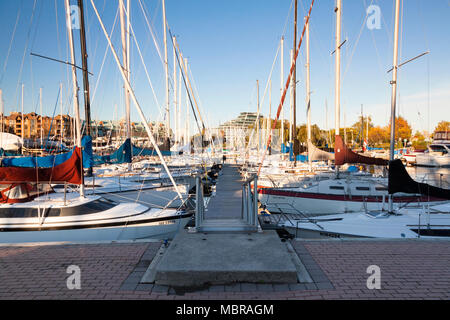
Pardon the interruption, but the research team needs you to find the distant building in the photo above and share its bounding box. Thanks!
[219,112,262,130]
[0,112,72,139]
[433,131,450,143]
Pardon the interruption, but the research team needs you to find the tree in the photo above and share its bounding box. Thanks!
[351,116,373,145]
[434,121,450,133]
[368,126,389,145]
[387,116,412,142]
[296,124,325,146]
[411,131,427,150]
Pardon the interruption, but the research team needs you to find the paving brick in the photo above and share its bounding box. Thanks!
[1,240,449,300]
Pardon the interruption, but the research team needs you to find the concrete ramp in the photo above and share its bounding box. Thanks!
[142,230,299,287]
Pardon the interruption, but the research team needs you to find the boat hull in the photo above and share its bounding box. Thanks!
[0,215,192,244]
[415,155,450,167]
[258,189,446,215]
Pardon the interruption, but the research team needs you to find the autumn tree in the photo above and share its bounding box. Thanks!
[352,116,373,145]
[368,126,389,145]
[387,116,412,142]
[434,121,450,133]
[411,131,427,150]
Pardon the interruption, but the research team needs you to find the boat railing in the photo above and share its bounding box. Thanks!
[194,175,205,228]
[241,175,258,228]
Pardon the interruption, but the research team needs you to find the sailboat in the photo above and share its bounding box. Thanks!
[0,0,193,243]
[277,159,450,239]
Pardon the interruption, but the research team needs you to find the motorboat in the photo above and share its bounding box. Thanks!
[415,144,450,167]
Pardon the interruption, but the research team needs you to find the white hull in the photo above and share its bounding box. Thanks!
[0,194,192,244]
[259,192,387,215]
[259,191,446,215]
[415,144,450,167]
[278,205,450,239]
[0,217,191,244]
[416,155,450,167]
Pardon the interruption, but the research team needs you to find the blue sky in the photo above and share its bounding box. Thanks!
[0,0,449,136]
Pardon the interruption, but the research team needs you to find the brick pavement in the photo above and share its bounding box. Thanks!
[0,239,449,300]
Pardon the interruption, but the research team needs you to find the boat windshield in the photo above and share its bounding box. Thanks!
[0,198,118,218]
[429,145,448,153]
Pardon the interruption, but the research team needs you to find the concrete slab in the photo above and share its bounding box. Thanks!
[143,229,298,287]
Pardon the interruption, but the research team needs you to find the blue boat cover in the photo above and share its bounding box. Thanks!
[93,140,173,165]
[132,144,173,157]
[1,136,94,169]
[93,138,132,165]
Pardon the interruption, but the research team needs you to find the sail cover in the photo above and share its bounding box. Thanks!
[335,135,388,166]
[308,141,335,161]
[93,138,132,165]
[0,136,94,169]
[132,144,173,157]
[0,147,83,184]
[388,159,450,200]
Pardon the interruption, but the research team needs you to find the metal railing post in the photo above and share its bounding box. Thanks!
[248,182,252,225]
[241,184,246,221]
[195,175,204,229]
[253,176,258,226]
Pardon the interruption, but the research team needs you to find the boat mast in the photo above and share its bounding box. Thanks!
[173,36,178,146]
[21,83,24,154]
[64,0,84,197]
[257,80,260,153]
[334,0,342,176]
[119,0,131,170]
[60,82,63,147]
[185,58,190,150]
[292,0,298,166]
[388,0,401,213]
[40,87,43,149]
[289,50,293,145]
[280,37,284,150]
[77,0,94,176]
[306,16,312,171]
[361,104,364,149]
[366,113,369,147]
[267,80,272,151]
[162,0,170,141]
[178,53,182,145]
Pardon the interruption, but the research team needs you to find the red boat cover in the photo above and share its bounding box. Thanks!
[0,147,83,184]
[335,135,388,166]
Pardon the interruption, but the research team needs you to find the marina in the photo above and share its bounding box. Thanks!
[0,0,449,303]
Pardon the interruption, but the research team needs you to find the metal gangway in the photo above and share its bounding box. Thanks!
[194,165,259,233]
